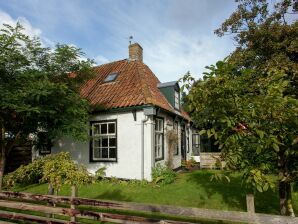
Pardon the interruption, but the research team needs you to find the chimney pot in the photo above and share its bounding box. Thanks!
[129,43,143,62]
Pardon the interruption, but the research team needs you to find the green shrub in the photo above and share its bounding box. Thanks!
[152,164,177,185]
[3,155,52,189]
[94,167,107,182]
[3,152,90,191]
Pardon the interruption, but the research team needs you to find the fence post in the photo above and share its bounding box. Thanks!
[47,184,54,218]
[70,185,78,222]
[246,194,255,214]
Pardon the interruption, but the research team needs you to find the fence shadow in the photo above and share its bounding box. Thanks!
[186,170,280,214]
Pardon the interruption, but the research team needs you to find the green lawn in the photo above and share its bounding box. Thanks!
[14,170,298,215]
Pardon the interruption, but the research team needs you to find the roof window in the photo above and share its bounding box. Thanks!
[104,73,118,82]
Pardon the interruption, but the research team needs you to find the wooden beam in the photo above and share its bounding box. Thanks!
[0,199,193,224]
[0,191,298,224]
[0,210,69,224]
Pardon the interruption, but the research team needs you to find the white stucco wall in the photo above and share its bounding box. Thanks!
[49,109,193,181]
[52,110,154,181]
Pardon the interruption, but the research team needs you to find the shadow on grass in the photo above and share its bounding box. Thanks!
[94,188,132,202]
[186,170,280,215]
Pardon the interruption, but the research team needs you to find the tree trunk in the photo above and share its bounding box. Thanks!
[286,182,295,217]
[0,149,6,191]
[279,181,288,216]
[277,147,295,216]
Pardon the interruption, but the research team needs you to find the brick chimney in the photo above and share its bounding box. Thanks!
[129,43,143,62]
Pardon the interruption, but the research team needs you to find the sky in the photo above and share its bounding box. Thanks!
[0,0,237,82]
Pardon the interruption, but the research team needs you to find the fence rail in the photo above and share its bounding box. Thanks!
[0,190,297,224]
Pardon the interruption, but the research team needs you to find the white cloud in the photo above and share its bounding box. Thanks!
[0,10,41,38]
[94,55,109,65]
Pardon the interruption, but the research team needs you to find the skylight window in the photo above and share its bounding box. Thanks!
[104,73,118,82]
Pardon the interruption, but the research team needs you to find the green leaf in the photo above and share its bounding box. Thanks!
[199,130,206,135]
[263,183,269,191]
[256,130,264,139]
[273,143,279,152]
[256,185,263,192]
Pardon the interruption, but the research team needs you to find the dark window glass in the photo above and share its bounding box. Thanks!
[101,124,107,134]
[108,123,115,134]
[110,148,116,158]
[101,148,109,158]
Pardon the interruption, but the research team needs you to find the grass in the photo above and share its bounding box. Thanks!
[13,170,298,215]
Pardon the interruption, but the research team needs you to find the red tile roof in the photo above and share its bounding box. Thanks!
[80,59,190,121]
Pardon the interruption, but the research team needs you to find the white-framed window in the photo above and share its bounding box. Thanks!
[155,118,164,160]
[174,121,179,155]
[90,120,117,162]
[174,91,180,109]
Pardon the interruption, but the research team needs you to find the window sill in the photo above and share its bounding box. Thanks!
[90,159,117,163]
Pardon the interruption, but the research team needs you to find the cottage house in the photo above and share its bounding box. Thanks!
[36,43,200,181]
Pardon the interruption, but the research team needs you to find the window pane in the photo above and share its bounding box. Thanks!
[108,123,115,134]
[102,137,108,147]
[100,124,107,134]
[155,120,159,131]
[101,148,108,158]
[93,148,100,159]
[94,140,100,148]
[93,124,100,134]
[110,148,116,159]
[109,137,116,147]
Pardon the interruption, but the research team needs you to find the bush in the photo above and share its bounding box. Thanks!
[3,155,52,189]
[94,167,106,182]
[3,152,90,191]
[152,164,177,185]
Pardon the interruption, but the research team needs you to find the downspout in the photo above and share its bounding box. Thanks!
[141,116,149,180]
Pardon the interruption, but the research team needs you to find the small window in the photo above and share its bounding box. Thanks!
[155,118,164,160]
[104,73,118,82]
[90,120,117,162]
[175,91,180,109]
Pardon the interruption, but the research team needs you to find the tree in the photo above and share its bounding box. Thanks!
[183,0,298,216]
[0,23,94,190]
[184,61,298,216]
[215,0,298,96]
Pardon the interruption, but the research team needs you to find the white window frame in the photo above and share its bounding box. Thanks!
[91,120,117,162]
[155,118,164,161]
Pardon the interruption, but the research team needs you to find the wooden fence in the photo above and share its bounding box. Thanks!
[0,190,297,224]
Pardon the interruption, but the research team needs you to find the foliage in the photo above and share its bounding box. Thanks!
[183,0,298,216]
[94,167,107,182]
[151,164,177,185]
[215,0,298,97]
[183,61,298,214]
[3,155,50,188]
[41,152,90,191]
[0,22,94,188]
[3,152,90,191]
[181,158,197,171]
